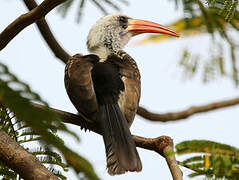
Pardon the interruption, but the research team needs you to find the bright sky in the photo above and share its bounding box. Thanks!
[0,0,239,180]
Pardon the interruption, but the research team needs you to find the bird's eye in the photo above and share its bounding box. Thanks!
[119,16,127,23]
[119,16,128,29]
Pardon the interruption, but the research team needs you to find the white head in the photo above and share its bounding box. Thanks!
[87,13,179,59]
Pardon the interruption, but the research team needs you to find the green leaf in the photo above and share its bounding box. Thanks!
[176,139,239,179]
[0,62,100,180]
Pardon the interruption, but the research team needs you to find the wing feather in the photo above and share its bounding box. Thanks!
[64,54,99,121]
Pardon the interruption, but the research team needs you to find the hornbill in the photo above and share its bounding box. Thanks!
[64,14,179,175]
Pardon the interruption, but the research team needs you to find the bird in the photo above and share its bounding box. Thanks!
[64,14,179,175]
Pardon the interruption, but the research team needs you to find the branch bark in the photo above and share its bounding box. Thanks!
[137,97,239,122]
[0,129,58,180]
[0,0,67,51]
[34,104,183,180]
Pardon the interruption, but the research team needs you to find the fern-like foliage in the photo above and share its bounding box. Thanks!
[0,103,68,179]
[176,140,239,179]
[0,148,17,179]
[178,43,227,83]
[57,0,129,22]
[208,0,239,21]
[171,0,239,22]
[140,3,239,85]
[179,49,200,80]
[0,62,100,180]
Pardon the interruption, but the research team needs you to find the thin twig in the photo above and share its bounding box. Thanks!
[23,0,70,63]
[137,96,239,122]
[0,0,67,51]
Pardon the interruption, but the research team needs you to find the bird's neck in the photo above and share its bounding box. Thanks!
[90,46,121,62]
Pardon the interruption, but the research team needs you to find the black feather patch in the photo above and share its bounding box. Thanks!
[91,56,142,175]
[91,59,124,105]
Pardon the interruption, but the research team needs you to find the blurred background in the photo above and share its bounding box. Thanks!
[0,0,239,179]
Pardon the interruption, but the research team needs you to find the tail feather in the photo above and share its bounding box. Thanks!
[98,103,142,175]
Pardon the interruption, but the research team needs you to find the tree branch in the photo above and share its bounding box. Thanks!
[137,96,239,122]
[133,135,183,179]
[34,104,183,180]
[23,0,70,63]
[0,129,58,180]
[0,0,67,51]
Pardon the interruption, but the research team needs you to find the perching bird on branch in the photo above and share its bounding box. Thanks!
[64,14,179,175]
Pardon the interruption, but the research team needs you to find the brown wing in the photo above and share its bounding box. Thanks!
[115,52,141,127]
[64,54,99,121]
